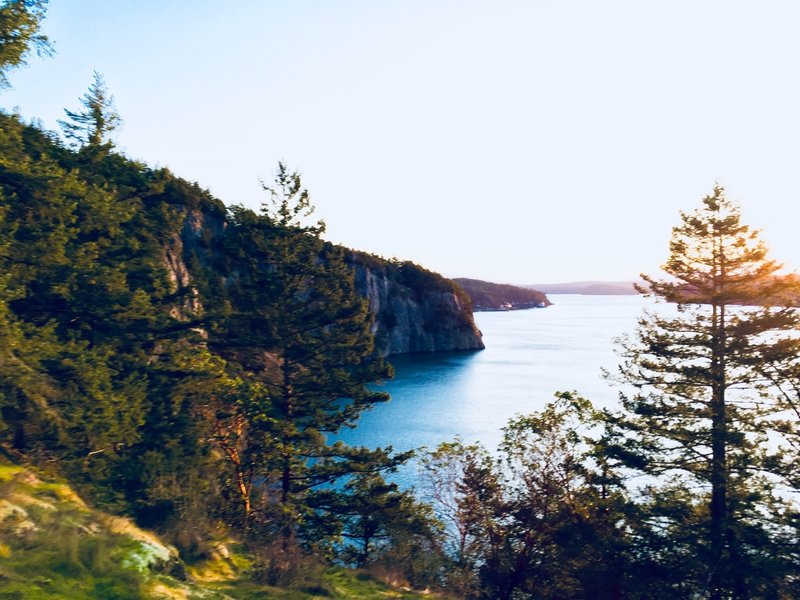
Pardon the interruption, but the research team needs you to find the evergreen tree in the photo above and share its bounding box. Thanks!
[58,71,121,150]
[611,186,800,598]
[307,469,444,586]
[205,163,395,548]
[0,0,52,89]
[0,112,211,515]
[187,364,272,524]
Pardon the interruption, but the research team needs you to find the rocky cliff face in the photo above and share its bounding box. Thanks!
[162,204,227,321]
[351,255,485,356]
[166,203,484,357]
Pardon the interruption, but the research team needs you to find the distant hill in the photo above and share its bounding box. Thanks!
[454,278,552,311]
[525,281,641,295]
[657,273,800,306]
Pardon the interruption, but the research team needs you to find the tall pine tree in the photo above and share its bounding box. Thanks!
[58,71,121,152]
[612,186,800,598]
[205,164,396,550]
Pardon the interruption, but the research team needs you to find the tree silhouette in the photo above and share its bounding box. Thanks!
[612,185,800,598]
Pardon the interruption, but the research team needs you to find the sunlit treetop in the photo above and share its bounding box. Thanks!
[642,185,795,306]
[58,71,121,149]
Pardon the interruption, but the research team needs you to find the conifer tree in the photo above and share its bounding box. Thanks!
[58,71,121,150]
[0,114,147,474]
[0,0,52,89]
[208,164,395,547]
[306,469,439,568]
[0,112,208,513]
[612,186,800,598]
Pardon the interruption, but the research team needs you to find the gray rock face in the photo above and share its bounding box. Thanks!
[162,207,226,320]
[351,256,485,356]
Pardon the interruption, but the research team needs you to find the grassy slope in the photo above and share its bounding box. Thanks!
[0,461,436,600]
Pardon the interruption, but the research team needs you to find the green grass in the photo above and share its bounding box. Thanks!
[204,567,430,599]
[0,462,24,482]
[0,460,157,599]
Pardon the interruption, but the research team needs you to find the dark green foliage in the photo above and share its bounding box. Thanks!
[308,468,442,571]
[0,108,219,531]
[0,112,147,464]
[395,260,455,299]
[8,15,800,596]
[0,91,419,584]
[194,164,403,552]
[422,393,635,599]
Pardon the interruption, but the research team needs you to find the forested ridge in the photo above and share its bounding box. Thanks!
[0,69,447,596]
[452,278,550,311]
[3,3,800,599]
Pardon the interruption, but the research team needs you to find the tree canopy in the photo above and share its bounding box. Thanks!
[0,0,52,89]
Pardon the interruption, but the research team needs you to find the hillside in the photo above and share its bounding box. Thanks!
[0,109,463,597]
[525,281,640,295]
[0,460,441,599]
[453,278,551,311]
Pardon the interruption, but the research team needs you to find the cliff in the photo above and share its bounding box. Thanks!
[164,195,484,356]
[352,255,485,355]
[454,277,551,311]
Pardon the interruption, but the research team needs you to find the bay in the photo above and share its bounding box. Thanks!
[340,294,648,461]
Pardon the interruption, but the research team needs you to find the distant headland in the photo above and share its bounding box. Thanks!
[524,281,641,295]
[453,278,552,311]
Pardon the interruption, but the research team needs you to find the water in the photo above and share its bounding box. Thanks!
[340,294,648,459]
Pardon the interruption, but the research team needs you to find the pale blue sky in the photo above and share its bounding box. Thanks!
[5,1,800,283]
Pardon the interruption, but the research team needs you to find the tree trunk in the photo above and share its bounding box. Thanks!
[280,358,293,552]
[709,303,727,600]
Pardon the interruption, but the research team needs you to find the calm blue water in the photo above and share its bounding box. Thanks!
[340,294,648,459]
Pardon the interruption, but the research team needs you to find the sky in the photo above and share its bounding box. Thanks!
[5,0,800,283]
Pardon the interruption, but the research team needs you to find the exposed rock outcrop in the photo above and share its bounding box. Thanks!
[352,255,485,356]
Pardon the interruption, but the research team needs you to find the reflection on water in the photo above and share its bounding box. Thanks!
[338,294,648,481]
